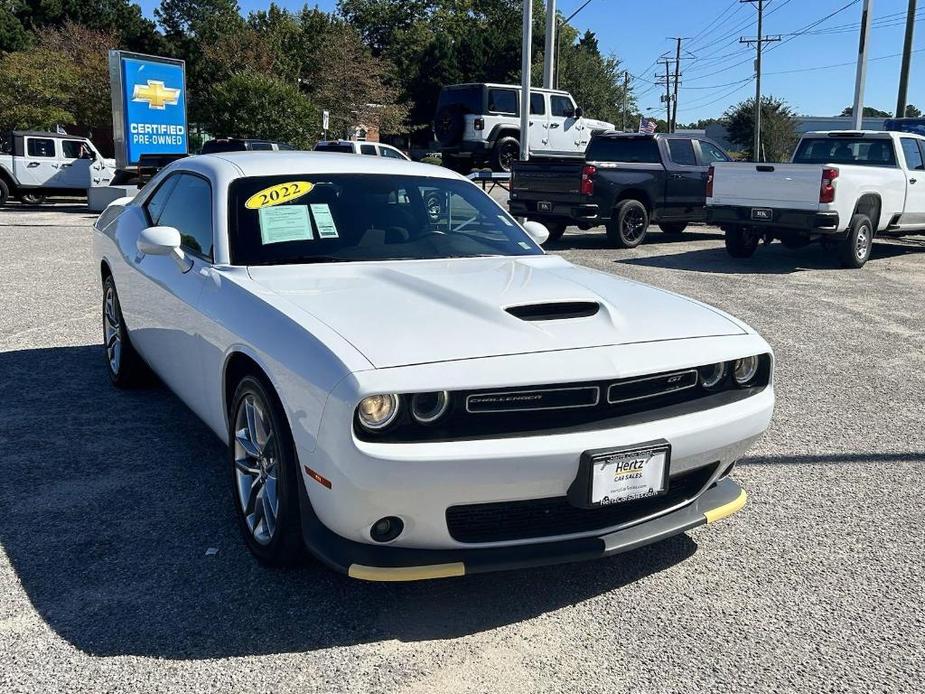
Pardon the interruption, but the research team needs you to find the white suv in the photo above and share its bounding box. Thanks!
[313,140,410,160]
[433,83,614,173]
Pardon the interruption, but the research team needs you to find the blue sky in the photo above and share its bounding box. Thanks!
[135,0,923,122]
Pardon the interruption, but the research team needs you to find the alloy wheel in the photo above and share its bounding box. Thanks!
[855,224,871,261]
[233,394,280,545]
[622,208,646,243]
[103,285,122,375]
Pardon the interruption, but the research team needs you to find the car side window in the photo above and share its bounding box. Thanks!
[360,144,378,156]
[380,146,405,159]
[153,174,214,260]
[530,94,546,115]
[901,138,925,171]
[667,139,697,166]
[27,138,56,157]
[550,96,574,118]
[488,89,518,115]
[698,140,730,163]
[143,175,180,225]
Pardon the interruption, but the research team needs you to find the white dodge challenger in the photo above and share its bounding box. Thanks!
[93,152,774,581]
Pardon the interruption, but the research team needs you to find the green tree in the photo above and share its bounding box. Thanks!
[12,0,160,52]
[556,28,634,127]
[0,2,31,53]
[838,105,893,118]
[724,96,798,162]
[905,104,922,118]
[206,71,318,148]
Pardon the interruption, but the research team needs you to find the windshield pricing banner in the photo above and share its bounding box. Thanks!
[110,51,188,168]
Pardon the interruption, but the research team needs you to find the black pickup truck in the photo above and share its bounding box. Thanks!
[508,132,732,246]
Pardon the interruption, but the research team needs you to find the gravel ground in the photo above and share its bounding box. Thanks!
[0,201,923,694]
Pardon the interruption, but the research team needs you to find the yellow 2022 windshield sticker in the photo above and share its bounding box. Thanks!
[245,181,314,210]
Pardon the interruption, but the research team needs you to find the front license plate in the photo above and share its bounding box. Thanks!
[751,207,773,221]
[537,201,552,212]
[589,445,669,506]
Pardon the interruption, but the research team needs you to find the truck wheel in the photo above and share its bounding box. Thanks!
[724,227,760,258]
[839,214,873,269]
[605,200,649,248]
[543,221,567,244]
[491,136,520,173]
[18,192,45,205]
[0,178,8,206]
[658,222,687,235]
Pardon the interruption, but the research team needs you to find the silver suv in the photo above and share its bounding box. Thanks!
[433,83,614,173]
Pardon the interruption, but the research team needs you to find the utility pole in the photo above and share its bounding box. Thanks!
[657,59,673,129]
[740,0,781,161]
[670,37,683,133]
[520,0,532,161]
[896,0,917,118]
[852,0,874,129]
[623,70,631,131]
[543,0,557,89]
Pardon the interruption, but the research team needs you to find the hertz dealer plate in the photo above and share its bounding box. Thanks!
[589,444,670,506]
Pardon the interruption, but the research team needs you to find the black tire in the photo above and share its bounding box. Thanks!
[605,200,649,248]
[658,222,687,235]
[542,221,567,243]
[434,106,465,147]
[839,213,873,269]
[18,192,45,205]
[102,275,150,388]
[229,374,306,567]
[0,177,9,206]
[491,136,520,173]
[724,226,760,258]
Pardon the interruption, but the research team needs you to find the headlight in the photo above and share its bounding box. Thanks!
[410,391,450,424]
[733,355,760,386]
[699,362,727,390]
[357,394,400,431]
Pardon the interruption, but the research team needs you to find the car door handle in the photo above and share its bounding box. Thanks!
[911,178,918,184]
[27,162,40,167]
[550,123,560,129]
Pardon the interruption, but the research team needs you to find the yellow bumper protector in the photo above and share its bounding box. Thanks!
[704,489,748,524]
[348,562,466,582]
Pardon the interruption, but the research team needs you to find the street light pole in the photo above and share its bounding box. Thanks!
[543,0,557,89]
[520,0,532,161]
[851,0,874,130]
[896,0,917,118]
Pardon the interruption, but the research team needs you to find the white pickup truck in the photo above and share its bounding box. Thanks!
[0,130,116,206]
[707,131,925,268]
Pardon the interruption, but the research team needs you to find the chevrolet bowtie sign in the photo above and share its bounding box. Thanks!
[132,80,181,110]
[110,51,188,167]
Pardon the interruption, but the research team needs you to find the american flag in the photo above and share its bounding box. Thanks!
[638,117,658,135]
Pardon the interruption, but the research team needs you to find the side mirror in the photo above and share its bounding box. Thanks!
[137,226,192,272]
[574,106,584,119]
[522,220,550,246]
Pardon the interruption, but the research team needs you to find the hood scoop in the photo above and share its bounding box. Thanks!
[505,301,600,321]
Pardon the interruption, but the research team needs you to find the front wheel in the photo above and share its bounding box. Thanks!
[18,192,46,205]
[229,374,305,566]
[839,214,873,269]
[658,222,688,235]
[605,200,649,248]
[102,276,149,388]
[491,136,520,172]
[0,178,9,206]
[724,227,760,258]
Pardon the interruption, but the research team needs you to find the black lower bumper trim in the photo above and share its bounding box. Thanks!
[297,476,744,580]
[708,205,839,232]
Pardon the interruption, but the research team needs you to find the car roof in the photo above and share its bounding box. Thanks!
[183,151,458,180]
[12,130,86,139]
[443,82,571,96]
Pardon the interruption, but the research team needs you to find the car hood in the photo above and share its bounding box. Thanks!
[247,255,745,369]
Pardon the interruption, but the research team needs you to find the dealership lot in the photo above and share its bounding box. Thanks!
[1,204,923,694]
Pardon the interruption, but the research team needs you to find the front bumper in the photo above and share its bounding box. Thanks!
[708,205,840,233]
[299,476,747,581]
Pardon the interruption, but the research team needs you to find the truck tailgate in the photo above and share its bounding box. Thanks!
[510,159,585,201]
[709,162,823,210]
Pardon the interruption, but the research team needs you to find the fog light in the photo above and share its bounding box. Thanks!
[411,391,450,424]
[370,516,404,543]
[733,356,760,386]
[699,362,727,390]
[357,394,399,431]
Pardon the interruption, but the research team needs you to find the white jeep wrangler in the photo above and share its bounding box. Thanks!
[0,130,116,205]
[433,83,614,173]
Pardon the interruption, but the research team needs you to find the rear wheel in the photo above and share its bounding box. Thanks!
[229,374,305,566]
[658,222,687,235]
[0,178,9,206]
[102,275,149,388]
[605,200,649,248]
[491,136,520,173]
[542,221,567,244]
[724,227,760,258]
[839,214,873,269]
[18,192,45,205]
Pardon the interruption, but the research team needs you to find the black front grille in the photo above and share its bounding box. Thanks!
[446,464,718,544]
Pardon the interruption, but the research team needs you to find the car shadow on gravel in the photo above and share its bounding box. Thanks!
[0,345,697,659]
[617,240,925,275]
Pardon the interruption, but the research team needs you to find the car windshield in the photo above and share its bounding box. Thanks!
[793,138,897,167]
[228,174,543,265]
